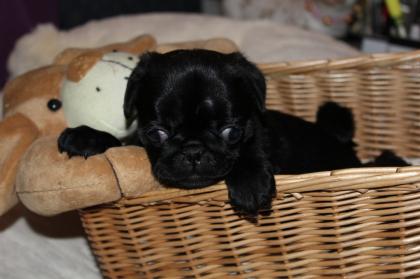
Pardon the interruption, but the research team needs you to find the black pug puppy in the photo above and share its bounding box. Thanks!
[58,49,363,216]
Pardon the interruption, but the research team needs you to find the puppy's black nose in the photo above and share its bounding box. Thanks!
[183,143,203,165]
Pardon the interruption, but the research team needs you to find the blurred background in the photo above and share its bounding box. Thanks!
[1,0,419,89]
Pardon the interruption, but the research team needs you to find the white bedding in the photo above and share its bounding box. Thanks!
[0,206,100,279]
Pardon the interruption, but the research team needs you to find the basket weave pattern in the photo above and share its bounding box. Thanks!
[80,51,420,278]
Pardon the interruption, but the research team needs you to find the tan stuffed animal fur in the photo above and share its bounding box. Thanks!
[0,34,156,215]
[0,35,238,216]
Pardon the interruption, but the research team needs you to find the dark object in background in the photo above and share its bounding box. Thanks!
[348,0,420,40]
[0,0,58,90]
[58,0,201,29]
[0,0,202,90]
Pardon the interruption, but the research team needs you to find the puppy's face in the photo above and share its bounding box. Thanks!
[125,50,265,188]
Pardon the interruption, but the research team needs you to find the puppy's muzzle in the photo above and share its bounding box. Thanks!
[182,142,203,166]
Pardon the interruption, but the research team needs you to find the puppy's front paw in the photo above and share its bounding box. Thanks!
[226,169,276,217]
[58,125,121,158]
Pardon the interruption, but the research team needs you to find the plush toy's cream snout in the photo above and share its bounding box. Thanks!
[61,51,139,139]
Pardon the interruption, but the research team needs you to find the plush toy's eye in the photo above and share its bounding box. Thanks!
[47,99,62,112]
[220,126,242,144]
[146,128,169,144]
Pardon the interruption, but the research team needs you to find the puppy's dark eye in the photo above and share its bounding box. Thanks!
[220,126,242,144]
[146,128,169,144]
[47,99,62,112]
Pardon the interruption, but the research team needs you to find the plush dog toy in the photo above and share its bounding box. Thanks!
[0,36,239,216]
[0,35,156,215]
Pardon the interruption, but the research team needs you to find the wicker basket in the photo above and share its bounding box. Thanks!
[80,50,420,279]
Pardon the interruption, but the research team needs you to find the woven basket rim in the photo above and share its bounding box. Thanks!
[110,166,420,206]
[258,49,420,74]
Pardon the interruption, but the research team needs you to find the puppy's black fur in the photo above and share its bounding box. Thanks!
[57,49,406,217]
[264,104,361,175]
[58,125,121,158]
[124,50,276,215]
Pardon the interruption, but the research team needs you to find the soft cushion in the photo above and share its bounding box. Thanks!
[7,13,359,78]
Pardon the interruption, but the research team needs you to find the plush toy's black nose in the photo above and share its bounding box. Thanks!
[183,143,203,165]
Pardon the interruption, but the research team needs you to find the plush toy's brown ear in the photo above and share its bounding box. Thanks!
[53,48,89,65]
[66,52,102,82]
[54,34,157,65]
[16,137,122,216]
[3,65,66,114]
[111,34,157,54]
[0,113,39,215]
[15,138,161,216]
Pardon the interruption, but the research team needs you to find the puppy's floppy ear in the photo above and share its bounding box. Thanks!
[124,52,154,127]
[227,52,267,113]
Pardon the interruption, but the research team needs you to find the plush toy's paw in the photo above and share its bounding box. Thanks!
[226,168,276,218]
[58,125,121,158]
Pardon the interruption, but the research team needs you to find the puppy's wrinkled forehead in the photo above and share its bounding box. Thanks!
[156,67,232,127]
[125,49,266,128]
